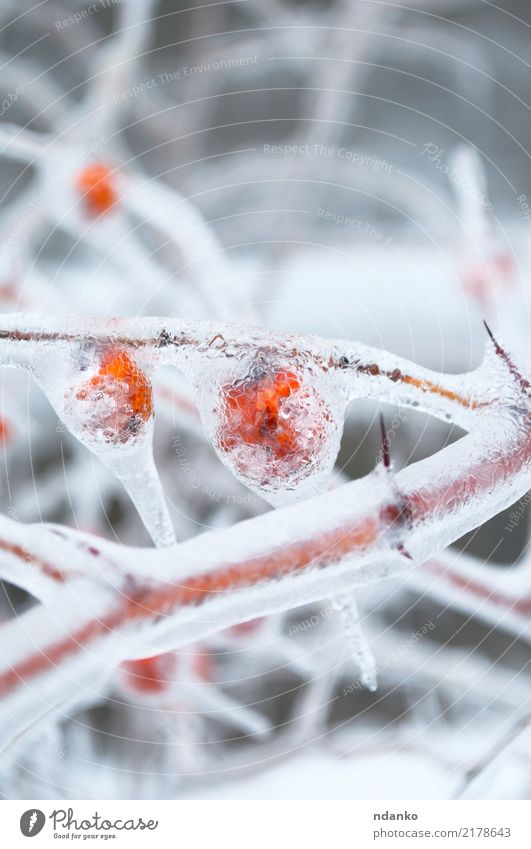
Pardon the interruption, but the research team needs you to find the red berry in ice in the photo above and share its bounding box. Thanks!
[216,365,333,489]
[221,369,302,460]
[71,348,153,445]
[76,163,117,215]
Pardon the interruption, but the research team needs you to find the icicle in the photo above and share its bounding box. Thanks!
[105,446,176,548]
[35,342,176,547]
[329,414,399,692]
[332,592,378,692]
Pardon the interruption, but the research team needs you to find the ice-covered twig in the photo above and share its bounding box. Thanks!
[0,384,529,746]
[62,0,158,142]
[0,311,499,530]
[410,549,531,641]
[0,514,125,603]
[0,313,520,542]
[0,314,495,428]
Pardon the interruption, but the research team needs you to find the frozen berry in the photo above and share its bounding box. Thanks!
[215,363,334,491]
[76,163,117,215]
[68,348,153,445]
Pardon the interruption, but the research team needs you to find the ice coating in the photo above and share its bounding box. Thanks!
[0,313,494,446]
[331,592,378,691]
[30,340,175,548]
[1,397,529,736]
[108,445,176,548]
[0,350,529,746]
[64,346,153,447]
[0,313,524,543]
[191,350,347,506]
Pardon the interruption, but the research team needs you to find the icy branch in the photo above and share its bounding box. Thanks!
[0,313,494,427]
[0,396,529,746]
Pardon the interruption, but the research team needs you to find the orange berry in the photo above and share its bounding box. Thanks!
[215,365,334,498]
[221,369,303,461]
[76,163,117,215]
[96,349,152,421]
[199,358,342,501]
[71,348,153,445]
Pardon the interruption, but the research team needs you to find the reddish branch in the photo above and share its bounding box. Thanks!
[0,537,65,584]
[425,559,531,619]
[0,317,527,735]
[0,414,529,709]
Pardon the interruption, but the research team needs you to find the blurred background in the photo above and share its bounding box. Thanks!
[0,0,530,800]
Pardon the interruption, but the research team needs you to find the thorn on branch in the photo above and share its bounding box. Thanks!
[397,542,413,561]
[483,320,530,393]
[208,334,226,350]
[379,414,391,471]
[378,418,413,560]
